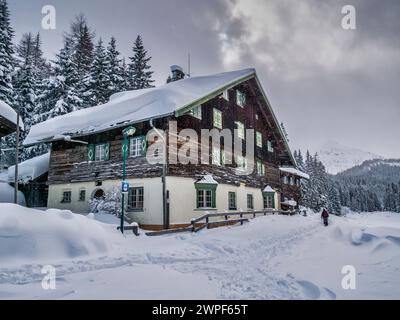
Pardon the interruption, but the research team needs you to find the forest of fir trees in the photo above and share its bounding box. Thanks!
[0,1,154,163]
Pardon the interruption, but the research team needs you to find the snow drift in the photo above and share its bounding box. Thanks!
[0,204,114,264]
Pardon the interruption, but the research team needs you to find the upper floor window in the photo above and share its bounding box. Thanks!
[88,143,110,162]
[188,105,202,120]
[213,108,222,129]
[256,131,263,148]
[257,160,265,176]
[290,177,295,186]
[267,140,274,153]
[79,189,86,202]
[236,90,246,107]
[235,121,245,140]
[128,187,144,211]
[283,176,289,184]
[222,90,229,101]
[212,146,221,165]
[236,155,248,171]
[130,136,146,158]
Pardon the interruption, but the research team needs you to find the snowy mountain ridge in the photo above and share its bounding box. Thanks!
[317,140,383,175]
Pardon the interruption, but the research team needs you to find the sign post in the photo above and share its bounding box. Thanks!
[120,126,136,234]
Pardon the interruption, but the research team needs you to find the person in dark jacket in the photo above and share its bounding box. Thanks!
[321,209,329,226]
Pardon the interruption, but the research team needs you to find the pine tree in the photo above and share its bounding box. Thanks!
[86,39,110,105]
[127,35,154,90]
[105,36,124,99]
[0,0,15,106]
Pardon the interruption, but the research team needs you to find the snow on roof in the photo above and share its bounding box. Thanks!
[23,68,256,146]
[279,167,310,179]
[0,100,24,131]
[8,152,50,183]
[263,185,275,193]
[195,174,219,185]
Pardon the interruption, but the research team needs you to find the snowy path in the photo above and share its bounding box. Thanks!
[1,207,400,299]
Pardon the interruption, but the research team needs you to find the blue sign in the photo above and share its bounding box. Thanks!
[122,181,129,193]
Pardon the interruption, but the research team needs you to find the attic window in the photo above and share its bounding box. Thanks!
[236,90,246,108]
[267,140,274,153]
[235,121,245,140]
[188,105,202,120]
[213,108,222,129]
[222,90,229,101]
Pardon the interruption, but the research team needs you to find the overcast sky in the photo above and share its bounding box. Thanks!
[8,0,400,158]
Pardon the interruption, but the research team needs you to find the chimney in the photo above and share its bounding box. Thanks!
[167,65,185,83]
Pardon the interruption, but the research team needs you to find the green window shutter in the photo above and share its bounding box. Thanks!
[87,144,95,161]
[104,143,110,160]
[140,136,147,156]
[212,189,216,208]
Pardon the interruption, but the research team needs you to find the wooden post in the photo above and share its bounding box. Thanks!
[14,107,20,204]
[206,216,209,229]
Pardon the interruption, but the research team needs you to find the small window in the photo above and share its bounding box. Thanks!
[256,132,263,148]
[247,194,254,210]
[236,90,246,107]
[222,90,229,101]
[128,187,144,211]
[236,155,248,171]
[197,189,214,208]
[79,189,86,201]
[263,193,275,209]
[267,140,274,153]
[129,137,145,158]
[212,146,221,165]
[255,114,259,120]
[228,192,237,210]
[213,108,222,129]
[188,105,202,119]
[257,160,265,176]
[296,178,301,187]
[95,144,107,161]
[283,176,289,184]
[290,177,295,186]
[235,121,245,140]
[62,191,71,203]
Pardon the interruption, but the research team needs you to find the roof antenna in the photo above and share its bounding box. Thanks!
[187,53,191,78]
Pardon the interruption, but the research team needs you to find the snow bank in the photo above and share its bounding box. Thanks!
[0,100,24,130]
[7,152,50,183]
[0,204,116,264]
[24,68,255,145]
[0,182,26,205]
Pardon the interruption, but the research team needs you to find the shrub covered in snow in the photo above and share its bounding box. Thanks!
[89,186,122,217]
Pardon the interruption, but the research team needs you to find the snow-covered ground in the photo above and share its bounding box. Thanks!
[0,204,399,300]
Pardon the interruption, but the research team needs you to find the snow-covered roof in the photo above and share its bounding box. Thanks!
[0,100,24,131]
[8,152,50,183]
[279,167,310,179]
[263,185,275,193]
[195,175,219,185]
[23,68,256,146]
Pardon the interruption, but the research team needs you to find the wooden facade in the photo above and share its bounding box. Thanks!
[47,77,302,205]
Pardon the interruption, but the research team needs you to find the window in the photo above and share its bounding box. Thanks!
[296,178,301,187]
[62,191,71,203]
[236,155,248,171]
[213,108,222,129]
[212,146,221,165]
[255,114,259,120]
[128,187,144,211]
[188,105,202,119]
[290,177,295,186]
[257,160,265,176]
[283,176,289,184]
[79,189,86,201]
[129,136,146,158]
[256,132,263,148]
[228,192,237,210]
[222,90,229,101]
[235,121,245,140]
[197,189,213,208]
[263,193,275,209]
[267,140,274,153]
[236,90,246,107]
[247,194,254,210]
[88,143,110,162]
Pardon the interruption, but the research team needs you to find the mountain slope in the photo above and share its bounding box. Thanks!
[318,141,383,175]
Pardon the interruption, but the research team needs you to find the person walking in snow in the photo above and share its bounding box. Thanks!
[321,208,329,226]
